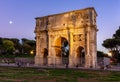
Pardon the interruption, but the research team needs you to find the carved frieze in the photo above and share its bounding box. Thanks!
[73,34,84,42]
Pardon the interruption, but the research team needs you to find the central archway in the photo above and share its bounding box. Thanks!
[54,37,69,65]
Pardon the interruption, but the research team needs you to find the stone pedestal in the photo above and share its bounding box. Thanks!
[85,55,91,68]
[47,56,54,65]
[35,56,44,65]
[69,56,75,66]
[55,57,62,65]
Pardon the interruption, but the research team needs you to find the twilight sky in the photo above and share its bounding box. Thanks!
[0,0,120,52]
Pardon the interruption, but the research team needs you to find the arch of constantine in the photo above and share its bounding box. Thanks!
[34,7,98,68]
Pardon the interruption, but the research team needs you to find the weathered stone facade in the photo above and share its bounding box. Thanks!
[34,7,98,68]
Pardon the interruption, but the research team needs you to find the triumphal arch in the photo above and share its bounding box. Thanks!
[34,7,98,68]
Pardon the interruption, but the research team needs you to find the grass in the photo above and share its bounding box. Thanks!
[0,66,120,82]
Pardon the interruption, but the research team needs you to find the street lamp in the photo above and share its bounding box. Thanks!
[108,52,112,57]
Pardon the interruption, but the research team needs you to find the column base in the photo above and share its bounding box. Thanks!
[34,56,45,66]
[55,57,62,65]
[69,57,75,67]
[47,56,54,65]
[85,55,92,68]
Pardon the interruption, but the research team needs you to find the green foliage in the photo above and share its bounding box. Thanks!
[21,38,36,55]
[102,27,120,63]
[102,27,120,50]
[0,54,34,58]
[0,37,3,51]
[0,54,15,58]
[3,40,15,54]
[0,37,2,45]
[102,38,120,50]
[113,26,120,39]
[0,37,36,56]
[97,51,107,57]
[10,38,21,51]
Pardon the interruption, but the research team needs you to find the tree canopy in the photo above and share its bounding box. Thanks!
[0,37,36,57]
[102,27,120,63]
[3,40,15,54]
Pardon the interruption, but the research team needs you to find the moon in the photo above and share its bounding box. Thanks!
[9,21,13,24]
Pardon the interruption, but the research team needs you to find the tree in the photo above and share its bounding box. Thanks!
[97,51,105,57]
[102,26,120,63]
[102,38,120,51]
[112,27,120,51]
[0,37,2,45]
[3,39,15,54]
[21,38,36,55]
[26,40,36,50]
[10,38,22,54]
[21,38,30,54]
[0,37,3,54]
[0,37,36,57]
[113,26,120,39]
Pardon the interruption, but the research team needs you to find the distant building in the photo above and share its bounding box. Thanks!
[34,7,98,68]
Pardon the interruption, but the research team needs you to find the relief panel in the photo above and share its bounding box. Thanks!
[73,34,84,42]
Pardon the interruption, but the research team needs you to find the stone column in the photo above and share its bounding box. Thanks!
[35,33,44,65]
[91,43,97,68]
[47,46,54,65]
[47,33,55,65]
[36,34,40,56]
[69,30,75,67]
[91,30,97,68]
[85,26,91,68]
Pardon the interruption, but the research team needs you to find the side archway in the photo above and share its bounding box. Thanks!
[41,48,48,65]
[76,46,85,66]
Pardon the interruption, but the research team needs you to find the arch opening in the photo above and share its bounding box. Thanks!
[54,37,69,65]
[76,46,85,66]
[42,48,48,65]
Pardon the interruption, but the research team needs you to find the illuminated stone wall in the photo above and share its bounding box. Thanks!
[34,7,98,68]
